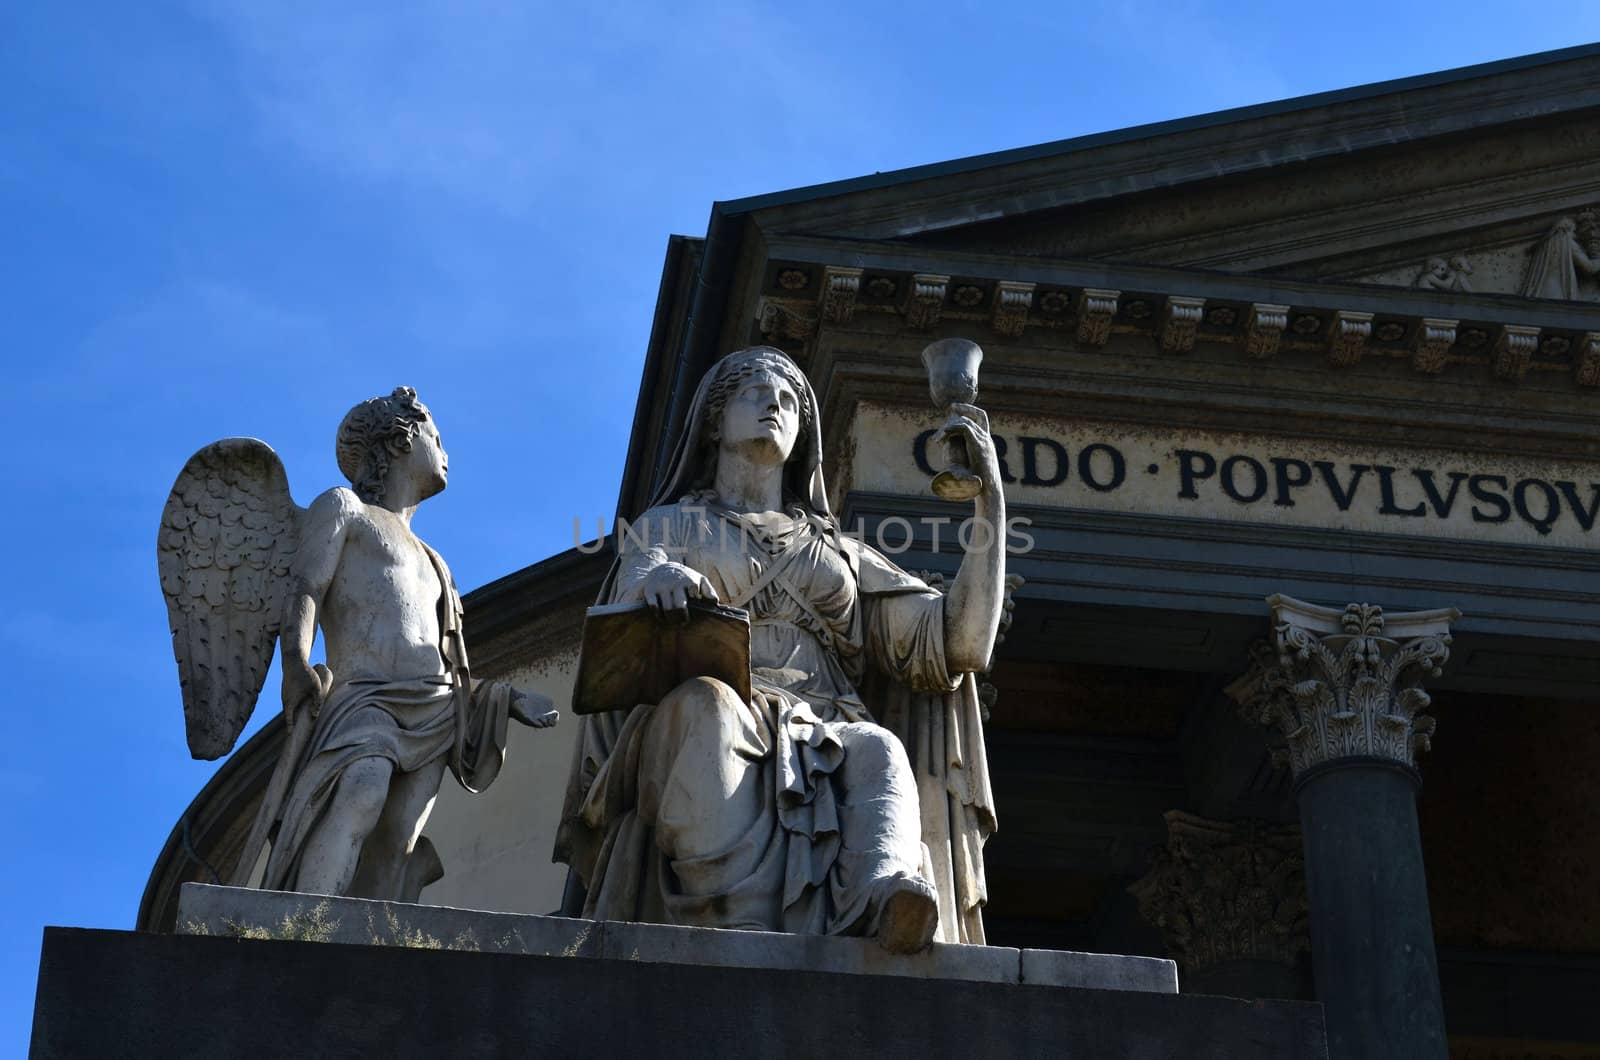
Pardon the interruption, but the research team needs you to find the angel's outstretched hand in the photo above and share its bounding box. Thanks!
[510,688,559,728]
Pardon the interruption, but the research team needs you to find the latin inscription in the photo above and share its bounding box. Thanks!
[843,402,1600,551]
[912,429,1600,537]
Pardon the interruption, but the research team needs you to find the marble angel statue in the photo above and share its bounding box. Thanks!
[555,346,1006,953]
[158,386,557,900]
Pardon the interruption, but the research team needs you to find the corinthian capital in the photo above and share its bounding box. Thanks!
[1227,595,1460,777]
[1130,811,1309,975]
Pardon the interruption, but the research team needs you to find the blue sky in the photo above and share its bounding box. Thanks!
[4,0,1596,1046]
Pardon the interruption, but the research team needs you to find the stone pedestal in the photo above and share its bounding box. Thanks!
[1130,810,1310,1000]
[30,884,1330,1059]
[1230,595,1457,1060]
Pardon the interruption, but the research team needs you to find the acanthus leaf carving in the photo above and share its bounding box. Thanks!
[1411,318,1457,376]
[1129,811,1309,975]
[1075,288,1120,347]
[819,266,862,325]
[1160,296,1206,353]
[1575,332,1600,387]
[1492,324,1540,381]
[1227,595,1458,777]
[1245,303,1289,359]
[1327,311,1374,368]
[757,297,818,344]
[904,274,949,330]
[989,280,1034,339]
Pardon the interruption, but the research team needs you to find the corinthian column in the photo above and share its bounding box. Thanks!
[1228,594,1457,1060]
[1129,811,1309,1000]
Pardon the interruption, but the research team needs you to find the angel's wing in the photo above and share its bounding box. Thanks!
[157,438,303,760]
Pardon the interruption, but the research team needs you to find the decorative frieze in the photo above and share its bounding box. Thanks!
[766,256,1600,386]
[904,274,949,330]
[990,281,1035,338]
[1326,310,1374,368]
[1160,296,1206,353]
[1244,303,1290,359]
[1574,332,1600,387]
[1492,324,1541,380]
[819,266,862,325]
[1075,288,1120,347]
[1228,594,1458,777]
[1130,812,1309,975]
[1410,317,1457,376]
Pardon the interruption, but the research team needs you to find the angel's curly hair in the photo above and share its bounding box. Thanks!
[336,386,431,504]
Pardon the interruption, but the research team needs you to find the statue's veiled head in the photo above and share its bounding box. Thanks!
[657,347,830,517]
[336,386,448,505]
[704,358,807,466]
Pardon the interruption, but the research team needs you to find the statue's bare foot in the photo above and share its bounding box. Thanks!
[874,875,939,954]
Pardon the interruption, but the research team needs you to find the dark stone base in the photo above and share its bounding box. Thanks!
[31,927,1328,1059]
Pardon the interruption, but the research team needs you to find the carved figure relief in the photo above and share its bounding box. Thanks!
[1522,212,1600,301]
[1413,257,1473,292]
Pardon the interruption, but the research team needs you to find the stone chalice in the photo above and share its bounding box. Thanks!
[921,337,987,501]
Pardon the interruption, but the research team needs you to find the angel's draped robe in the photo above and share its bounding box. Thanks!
[262,544,513,896]
[556,500,996,943]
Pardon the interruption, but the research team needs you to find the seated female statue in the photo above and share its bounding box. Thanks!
[554,346,1006,952]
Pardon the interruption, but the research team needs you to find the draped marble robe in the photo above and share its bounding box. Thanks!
[263,543,514,895]
[555,497,995,942]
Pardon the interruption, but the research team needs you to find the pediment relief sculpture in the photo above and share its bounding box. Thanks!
[1521,210,1600,301]
[1359,208,1600,303]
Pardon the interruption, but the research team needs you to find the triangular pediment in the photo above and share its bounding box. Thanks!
[896,129,1600,304]
[731,45,1600,304]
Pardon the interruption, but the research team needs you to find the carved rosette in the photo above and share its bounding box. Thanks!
[904,274,949,330]
[990,280,1035,338]
[1411,317,1457,375]
[819,266,862,325]
[1493,324,1540,380]
[1160,296,1206,353]
[1130,811,1309,975]
[1245,303,1289,359]
[1228,595,1459,777]
[1326,310,1374,367]
[1075,288,1120,347]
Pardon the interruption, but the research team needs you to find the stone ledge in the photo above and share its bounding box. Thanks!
[176,882,1178,993]
[34,926,1328,1059]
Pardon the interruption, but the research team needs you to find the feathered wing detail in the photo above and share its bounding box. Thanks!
[157,438,303,760]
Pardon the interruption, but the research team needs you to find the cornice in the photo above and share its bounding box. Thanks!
[739,48,1600,240]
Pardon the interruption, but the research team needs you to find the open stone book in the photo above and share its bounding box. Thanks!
[571,600,752,715]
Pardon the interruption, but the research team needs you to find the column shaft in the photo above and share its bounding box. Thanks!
[1297,760,1445,1059]
[1230,595,1458,1060]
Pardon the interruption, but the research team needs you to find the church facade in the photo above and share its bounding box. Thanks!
[144,45,1600,1057]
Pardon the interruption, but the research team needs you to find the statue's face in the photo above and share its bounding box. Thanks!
[719,368,801,463]
[401,415,449,499]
